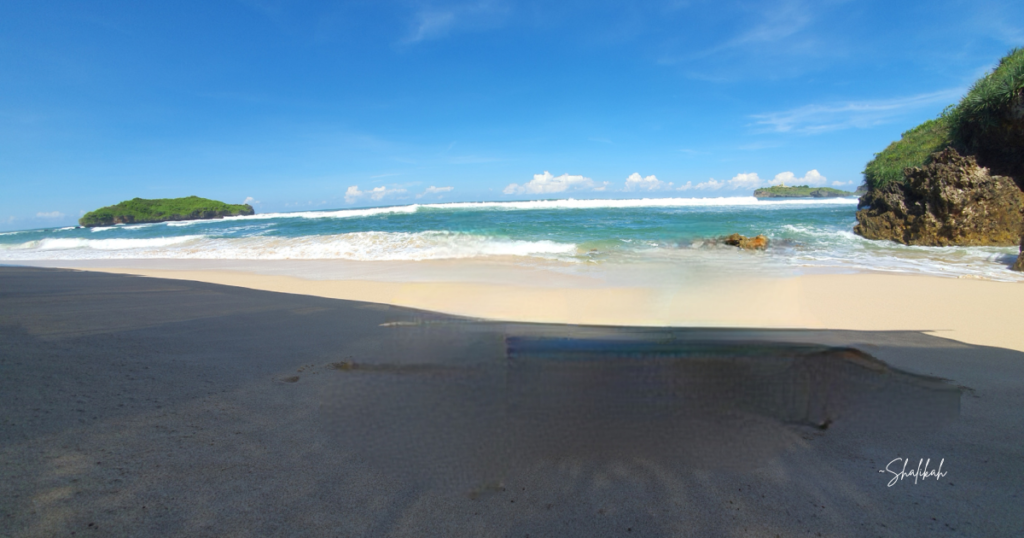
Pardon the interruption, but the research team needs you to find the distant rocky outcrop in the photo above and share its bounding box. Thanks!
[80,196,255,227]
[753,185,853,198]
[723,233,768,250]
[854,148,1024,246]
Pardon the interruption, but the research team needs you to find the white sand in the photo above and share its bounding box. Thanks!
[37,260,1024,352]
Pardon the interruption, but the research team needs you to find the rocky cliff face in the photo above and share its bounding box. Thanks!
[854,148,1024,246]
[107,208,253,225]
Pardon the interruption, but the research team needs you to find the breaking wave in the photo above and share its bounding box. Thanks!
[0,231,577,262]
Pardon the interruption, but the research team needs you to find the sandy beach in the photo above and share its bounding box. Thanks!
[20,258,1024,352]
[2,264,1022,537]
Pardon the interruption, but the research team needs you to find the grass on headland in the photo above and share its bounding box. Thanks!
[862,117,951,191]
[863,47,1024,191]
[946,46,1024,183]
[79,196,254,227]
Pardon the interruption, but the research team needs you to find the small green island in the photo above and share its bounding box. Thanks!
[79,196,255,227]
[753,185,855,198]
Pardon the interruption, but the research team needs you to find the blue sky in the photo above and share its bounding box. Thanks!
[1,0,1021,230]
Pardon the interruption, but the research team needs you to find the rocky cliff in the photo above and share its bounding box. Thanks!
[854,148,1024,246]
[723,233,768,250]
[103,209,249,225]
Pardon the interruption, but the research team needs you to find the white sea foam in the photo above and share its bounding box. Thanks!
[225,205,421,222]
[0,231,576,262]
[779,224,866,244]
[212,196,859,223]
[35,235,204,251]
[87,222,167,232]
[776,224,1023,281]
[790,250,1022,281]
[4,199,1019,281]
[59,197,861,233]
[421,197,858,212]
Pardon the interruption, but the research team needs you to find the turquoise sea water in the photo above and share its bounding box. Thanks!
[1,197,1020,280]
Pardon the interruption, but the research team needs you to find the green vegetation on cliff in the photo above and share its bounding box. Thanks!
[863,117,950,190]
[863,47,1024,191]
[946,46,1024,185]
[753,185,854,198]
[79,196,254,227]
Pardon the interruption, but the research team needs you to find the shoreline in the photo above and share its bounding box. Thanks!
[11,258,1024,352]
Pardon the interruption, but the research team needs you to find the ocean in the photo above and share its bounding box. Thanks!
[2,197,1021,281]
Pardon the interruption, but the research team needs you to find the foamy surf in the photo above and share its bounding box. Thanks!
[1,196,1019,281]
[0,231,577,262]
[64,196,860,230]
[204,196,862,225]
[421,197,859,211]
[224,204,421,222]
[35,235,205,251]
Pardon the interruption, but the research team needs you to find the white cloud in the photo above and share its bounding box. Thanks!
[407,11,456,42]
[700,0,814,56]
[751,89,964,134]
[727,173,762,190]
[679,173,761,191]
[770,169,827,186]
[417,186,454,198]
[36,211,64,219]
[243,196,260,205]
[803,171,828,186]
[345,185,407,203]
[771,171,795,186]
[403,1,510,44]
[676,169,827,193]
[624,173,672,191]
[503,171,608,195]
[658,0,819,75]
[689,179,725,191]
[831,180,852,187]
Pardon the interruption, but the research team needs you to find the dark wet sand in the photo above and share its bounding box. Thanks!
[1,266,1022,537]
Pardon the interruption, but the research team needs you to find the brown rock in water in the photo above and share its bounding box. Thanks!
[723,233,768,250]
[854,148,1024,246]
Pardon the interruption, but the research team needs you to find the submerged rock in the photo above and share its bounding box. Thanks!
[723,233,768,250]
[854,148,1024,246]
